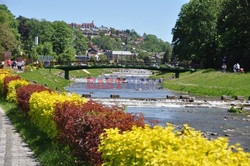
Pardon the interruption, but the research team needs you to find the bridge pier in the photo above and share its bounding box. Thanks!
[175,71,179,78]
[65,70,69,80]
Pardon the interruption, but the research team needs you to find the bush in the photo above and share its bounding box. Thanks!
[16,84,51,113]
[53,101,144,165]
[0,69,10,75]
[6,79,29,102]
[29,91,87,139]
[99,124,250,166]
[228,106,245,113]
[3,75,21,96]
[0,69,11,94]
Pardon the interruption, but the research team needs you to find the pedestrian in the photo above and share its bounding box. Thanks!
[236,63,240,72]
[233,64,237,72]
[7,59,11,67]
[17,61,22,70]
[222,63,227,72]
[11,60,16,68]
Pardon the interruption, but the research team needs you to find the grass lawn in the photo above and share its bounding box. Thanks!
[16,68,114,91]
[151,70,250,98]
[17,68,70,91]
[0,97,87,166]
[69,68,114,78]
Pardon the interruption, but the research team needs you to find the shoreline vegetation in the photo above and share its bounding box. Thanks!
[0,68,250,165]
[16,68,111,91]
[150,69,250,99]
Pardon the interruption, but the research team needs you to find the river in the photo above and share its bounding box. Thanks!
[66,69,250,151]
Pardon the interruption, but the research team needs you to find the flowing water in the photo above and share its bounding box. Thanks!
[66,69,250,151]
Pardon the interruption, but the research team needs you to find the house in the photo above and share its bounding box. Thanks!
[86,46,102,61]
[105,51,136,62]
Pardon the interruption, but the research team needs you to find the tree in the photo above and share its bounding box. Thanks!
[162,42,172,64]
[0,5,19,55]
[51,21,73,55]
[172,0,222,68]
[92,35,122,50]
[139,34,168,53]
[217,0,250,71]
[73,28,87,55]
[99,54,107,62]
[42,42,55,56]
[57,47,75,62]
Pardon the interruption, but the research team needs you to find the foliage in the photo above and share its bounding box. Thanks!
[53,101,144,165]
[172,0,222,68]
[0,96,88,166]
[29,91,87,139]
[0,69,11,75]
[92,35,122,50]
[0,5,19,55]
[172,0,250,71]
[139,34,170,53]
[16,84,51,113]
[217,0,250,71]
[3,75,21,96]
[99,124,250,166]
[73,28,88,55]
[162,42,172,64]
[228,106,245,113]
[6,79,29,103]
[0,69,10,94]
[57,47,76,62]
[98,54,107,62]
[51,21,73,55]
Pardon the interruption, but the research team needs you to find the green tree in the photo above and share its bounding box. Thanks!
[92,35,121,50]
[42,42,55,56]
[139,34,168,53]
[57,47,75,62]
[51,21,73,55]
[172,0,222,68]
[162,42,172,64]
[99,54,107,62]
[0,5,19,55]
[217,0,250,71]
[73,28,87,55]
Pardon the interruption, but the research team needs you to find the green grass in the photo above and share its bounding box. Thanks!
[0,97,88,166]
[151,70,250,98]
[69,68,114,78]
[17,68,114,91]
[17,68,70,91]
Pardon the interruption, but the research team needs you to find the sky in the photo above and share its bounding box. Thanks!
[1,0,189,43]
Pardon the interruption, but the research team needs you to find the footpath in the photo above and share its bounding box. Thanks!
[0,107,40,166]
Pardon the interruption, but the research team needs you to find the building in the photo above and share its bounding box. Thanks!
[105,51,136,62]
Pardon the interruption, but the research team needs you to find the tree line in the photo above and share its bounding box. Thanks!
[172,0,249,71]
[0,4,171,64]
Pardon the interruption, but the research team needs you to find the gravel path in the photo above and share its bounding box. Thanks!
[0,107,41,166]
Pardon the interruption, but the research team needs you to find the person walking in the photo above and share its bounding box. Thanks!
[236,63,240,72]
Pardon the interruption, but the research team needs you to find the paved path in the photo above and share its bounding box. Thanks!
[0,107,41,166]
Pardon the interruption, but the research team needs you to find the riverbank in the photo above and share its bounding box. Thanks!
[150,69,250,98]
[16,68,113,91]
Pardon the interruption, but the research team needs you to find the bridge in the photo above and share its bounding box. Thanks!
[46,61,195,80]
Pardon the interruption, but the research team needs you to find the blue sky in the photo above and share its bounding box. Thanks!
[1,0,189,42]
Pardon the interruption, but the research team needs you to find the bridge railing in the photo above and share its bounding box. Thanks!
[50,60,162,68]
